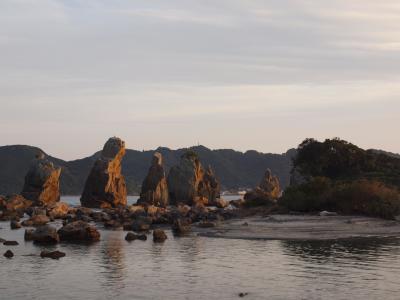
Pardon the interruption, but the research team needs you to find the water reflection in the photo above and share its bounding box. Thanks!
[281,237,400,262]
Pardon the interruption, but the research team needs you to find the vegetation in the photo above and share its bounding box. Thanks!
[281,138,400,219]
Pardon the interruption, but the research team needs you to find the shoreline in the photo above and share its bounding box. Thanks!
[195,214,400,241]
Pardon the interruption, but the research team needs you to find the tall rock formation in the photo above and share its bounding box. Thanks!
[21,152,61,206]
[167,151,220,206]
[138,152,169,207]
[80,137,127,208]
[244,169,281,205]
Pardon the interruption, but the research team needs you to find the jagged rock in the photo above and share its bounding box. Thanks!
[167,151,220,206]
[4,250,14,258]
[40,250,66,259]
[58,221,100,242]
[21,153,61,206]
[31,225,60,244]
[244,169,281,206]
[80,137,127,208]
[153,229,167,243]
[138,152,169,207]
[10,220,21,229]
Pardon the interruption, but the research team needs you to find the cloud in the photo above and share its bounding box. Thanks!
[0,0,399,158]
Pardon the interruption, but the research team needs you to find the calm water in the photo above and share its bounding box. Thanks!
[1,197,400,299]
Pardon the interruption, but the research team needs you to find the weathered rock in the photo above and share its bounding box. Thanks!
[40,250,66,259]
[32,225,60,244]
[80,137,127,208]
[4,250,14,258]
[214,198,229,209]
[138,152,169,207]
[3,240,19,246]
[172,219,191,236]
[24,229,35,241]
[21,153,61,207]
[153,229,167,243]
[0,194,32,214]
[125,232,147,241]
[167,151,220,206]
[197,221,217,228]
[22,214,50,227]
[48,202,70,219]
[131,217,152,232]
[244,169,281,206]
[58,221,100,242]
[10,220,21,229]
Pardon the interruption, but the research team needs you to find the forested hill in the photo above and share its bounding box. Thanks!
[0,145,296,195]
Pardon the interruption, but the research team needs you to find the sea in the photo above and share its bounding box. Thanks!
[0,196,399,299]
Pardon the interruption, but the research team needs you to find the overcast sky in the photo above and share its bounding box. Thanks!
[1,0,399,160]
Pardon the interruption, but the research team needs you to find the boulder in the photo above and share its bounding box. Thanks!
[153,229,167,243]
[31,225,60,244]
[214,198,229,209]
[40,250,66,259]
[81,137,127,208]
[3,250,14,258]
[48,202,70,219]
[24,229,35,241]
[0,194,32,215]
[138,152,169,207]
[3,240,19,246]
[244,169,281,206]
[22,214,50,227]
[172,218,191,236]
[21,152,61,206]
[58,221,100,242]
[10,220,21,229]
[167,151,220,206]
[125,232,147,241]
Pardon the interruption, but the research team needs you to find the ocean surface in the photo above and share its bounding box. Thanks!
[0,196,400,300]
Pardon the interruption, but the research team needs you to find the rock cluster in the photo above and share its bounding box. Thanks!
[167,151,221,206]
[21,152,61,207]
[244,169,281,205]
[0,194,32,220]
[138,152,169,207]
[81,137,127,208]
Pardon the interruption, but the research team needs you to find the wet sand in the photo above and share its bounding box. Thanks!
[196,214,400,240]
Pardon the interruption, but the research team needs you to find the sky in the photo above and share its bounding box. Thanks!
[0,0,399,160]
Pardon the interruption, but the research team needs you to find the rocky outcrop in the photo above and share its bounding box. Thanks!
[58,221,100,242]
[21,152,61,206]
[138,152,169,207]
[244,169,281,205]
[80,137,127,208]
[0,194,32,214]
[167,151,221,206]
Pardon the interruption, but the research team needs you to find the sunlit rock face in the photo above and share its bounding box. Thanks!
[21,153,61,207]
[138,152,169,207]
[80,137,127,208]
[244,169,281,205]
[167,151,220,206]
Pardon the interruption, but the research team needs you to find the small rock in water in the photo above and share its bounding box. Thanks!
[40,250,66,259]
[24,229,35,241]
[10,220,22,229]
[198,221,217,228]
[238,292,248,297]
[153,229,167,243]
[242,222,249,226]
[3,240,19,246]
[125,232,138,241]
[3,250,14,258]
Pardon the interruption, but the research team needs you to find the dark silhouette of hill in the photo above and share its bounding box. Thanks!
[0,144,296,195]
